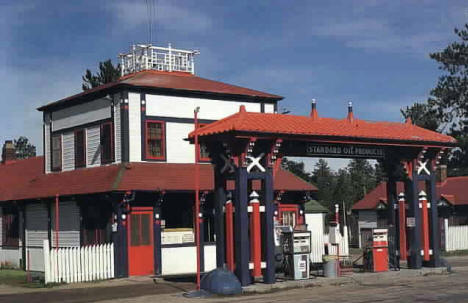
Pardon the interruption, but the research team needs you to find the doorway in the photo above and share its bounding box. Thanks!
[128,207,154,276]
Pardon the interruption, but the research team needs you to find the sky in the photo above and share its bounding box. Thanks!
[0,0,466,171]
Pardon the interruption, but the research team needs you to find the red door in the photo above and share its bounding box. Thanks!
[128,207,154,276]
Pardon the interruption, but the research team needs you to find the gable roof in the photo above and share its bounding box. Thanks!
[0,158,316,202]
[188,107,456,146]
[37,70,282,111]
[352,176,468,210]
[304,200,328,213]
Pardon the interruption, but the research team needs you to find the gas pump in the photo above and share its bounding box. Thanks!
[282,230,311,280]
[363,228,389,272]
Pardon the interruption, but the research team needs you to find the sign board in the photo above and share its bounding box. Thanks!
[305,144,385,159]
[407,217,416,227]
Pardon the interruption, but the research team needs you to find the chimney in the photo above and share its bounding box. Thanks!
[347,101,354,123]
[310,99,318,120]
[1,140,16,164]
[436,165,448,183]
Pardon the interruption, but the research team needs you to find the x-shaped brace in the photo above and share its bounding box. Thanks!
[417,160,431,175]
[246,153,266,173]
[220,154,236,174]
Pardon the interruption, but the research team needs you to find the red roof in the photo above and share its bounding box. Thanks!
[0,158,316,201]
[38,70,282,111]
[353,176,468,210]
[188,107,456,146]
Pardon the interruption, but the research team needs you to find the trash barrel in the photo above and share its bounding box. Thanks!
[323,256,338,278]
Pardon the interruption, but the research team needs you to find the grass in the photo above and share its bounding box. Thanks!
[441,250,468,257]
[0,269,46,288]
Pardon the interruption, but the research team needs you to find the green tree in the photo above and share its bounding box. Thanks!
[400,102,439,131]
[14,136,36,159]
[311,159,335,208]
[347,159,376,204]
[281,158,312,182]
[402,24,468,176]
[82,59,121,91]
[332,168,353,209]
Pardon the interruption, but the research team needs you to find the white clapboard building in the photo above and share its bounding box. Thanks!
[0,44,317,278]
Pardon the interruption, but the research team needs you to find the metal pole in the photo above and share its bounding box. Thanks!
[194,107,201,290]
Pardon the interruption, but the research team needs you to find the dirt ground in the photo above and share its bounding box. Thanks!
[1,255,467,303]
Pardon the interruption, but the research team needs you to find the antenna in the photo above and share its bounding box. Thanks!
[145,0,157,44]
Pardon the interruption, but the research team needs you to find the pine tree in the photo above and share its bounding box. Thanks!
[82,59,121,91]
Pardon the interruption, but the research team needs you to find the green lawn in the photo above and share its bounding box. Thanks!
[441,250,468,257]
[0,270,45,288]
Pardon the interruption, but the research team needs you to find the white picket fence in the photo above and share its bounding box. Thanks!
[445,222,468,252]
[324,226,349,257]
[43,240,114,284]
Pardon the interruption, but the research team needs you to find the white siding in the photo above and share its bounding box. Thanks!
[51,98,111,132]
[87,126,101,167]
[305,213,326,263]
[114,98,122,163]
[128,92,141,162]
[166,122,195,163]
[161,244,216,276]
[51,201,80,248]
[62,132,74,171]
[26,203,49,272]
[145,95,262,120]
[44,113,51,173]
[357,210,377,248]
[264,103,275,113]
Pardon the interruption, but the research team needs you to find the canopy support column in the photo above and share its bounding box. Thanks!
[405,162,422,269]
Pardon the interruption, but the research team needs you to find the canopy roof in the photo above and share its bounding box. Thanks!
[38,70,282,111]
[189,106,456,147]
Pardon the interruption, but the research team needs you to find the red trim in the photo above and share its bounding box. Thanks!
[225,201,235,271]
[250,202,262,278]
[277,204,299,227]
[145,120,166,160]
[398,199,407,260]
[421,197,430,261]
[198,123,211,162]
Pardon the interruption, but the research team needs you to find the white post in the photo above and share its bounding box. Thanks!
[168,43,172,72]
[43,240,51,284]
[110,243,115,278]
[444,218,449,251]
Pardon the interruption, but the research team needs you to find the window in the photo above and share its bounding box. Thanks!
[2,206,19,247]
[282,211,296,227]
[81,203,112,245]
[198,123,210,161]
[100,122,114,164]
[145,121,165,160]
[51,134,62,171]
[74,129,86,168]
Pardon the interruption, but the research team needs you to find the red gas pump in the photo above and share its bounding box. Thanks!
[363,228,389,272]
[371,229,389,272]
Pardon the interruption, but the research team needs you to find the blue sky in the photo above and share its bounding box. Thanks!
[0,0,466,170]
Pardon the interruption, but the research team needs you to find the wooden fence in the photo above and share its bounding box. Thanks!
[43,240,114,284]
[445,222,468,252]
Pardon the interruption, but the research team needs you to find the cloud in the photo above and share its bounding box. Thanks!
[111,0,211,33]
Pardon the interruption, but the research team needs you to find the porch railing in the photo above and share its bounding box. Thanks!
[43,240,114,284]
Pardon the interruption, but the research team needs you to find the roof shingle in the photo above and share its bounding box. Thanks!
[0,158,316,201]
